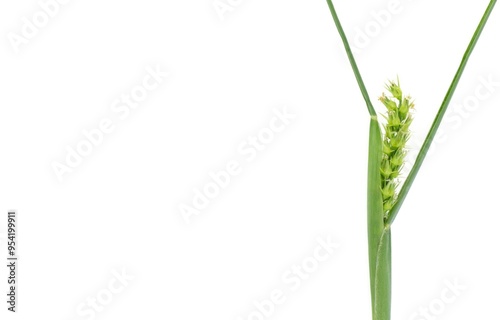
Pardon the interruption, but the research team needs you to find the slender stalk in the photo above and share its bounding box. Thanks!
[386,0,497,226]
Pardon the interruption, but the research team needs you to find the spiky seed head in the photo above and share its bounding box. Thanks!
[379,79,414,218]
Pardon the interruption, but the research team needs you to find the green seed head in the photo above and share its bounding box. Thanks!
[379,79,414,218]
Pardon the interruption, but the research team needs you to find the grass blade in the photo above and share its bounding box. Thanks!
[386,0,497,226]
[326,0,376,117]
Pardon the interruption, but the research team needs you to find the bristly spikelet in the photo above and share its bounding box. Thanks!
[379,79,414,216]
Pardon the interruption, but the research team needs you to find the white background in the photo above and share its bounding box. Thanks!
[1,0,499,319]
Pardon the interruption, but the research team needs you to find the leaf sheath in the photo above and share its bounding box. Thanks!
[367,117,391,320]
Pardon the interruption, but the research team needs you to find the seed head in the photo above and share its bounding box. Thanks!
[379,79,414,218]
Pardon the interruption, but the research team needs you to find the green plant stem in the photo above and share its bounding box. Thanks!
[386,0,497,226]
[326,0,376,117]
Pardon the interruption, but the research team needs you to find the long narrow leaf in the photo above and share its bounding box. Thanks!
[386,0,497,226]
[326,0,376,117]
